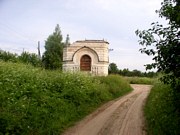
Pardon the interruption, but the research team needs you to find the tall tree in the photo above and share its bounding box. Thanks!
[135,0,180,90]
[42,24,64,70]
[108,63,119,74]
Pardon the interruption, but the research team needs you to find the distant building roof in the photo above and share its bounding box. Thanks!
[76,39,109,44]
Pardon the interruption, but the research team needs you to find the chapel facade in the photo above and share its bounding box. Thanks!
[62,40,109,76]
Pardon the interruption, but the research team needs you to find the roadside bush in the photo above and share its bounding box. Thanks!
[144,82,180,135]
[0,62,132,134]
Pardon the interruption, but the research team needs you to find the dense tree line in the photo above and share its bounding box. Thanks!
[0,50,18,62]
[119,69,157,78]
[0,50,42,67]
[108,63,157,77]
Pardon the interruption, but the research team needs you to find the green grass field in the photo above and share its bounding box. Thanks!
[0,61,132,135]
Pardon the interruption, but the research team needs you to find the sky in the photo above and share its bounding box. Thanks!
[0,0,166,71]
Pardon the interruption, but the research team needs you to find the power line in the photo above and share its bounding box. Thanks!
[0,21,45,55]
[0,21,37,43]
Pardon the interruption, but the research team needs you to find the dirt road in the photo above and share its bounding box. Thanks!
[63,84,152,135]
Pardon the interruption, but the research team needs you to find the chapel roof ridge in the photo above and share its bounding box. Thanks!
[76,39,109,44]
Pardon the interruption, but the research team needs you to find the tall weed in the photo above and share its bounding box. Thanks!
[97,75,132,98]
[124,76,155,85]
[0,62,132,134]
[144,82,180,135]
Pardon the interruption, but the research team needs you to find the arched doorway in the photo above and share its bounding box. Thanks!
[80,55,91,71]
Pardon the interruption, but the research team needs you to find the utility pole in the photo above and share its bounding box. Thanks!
[38,41,41,58]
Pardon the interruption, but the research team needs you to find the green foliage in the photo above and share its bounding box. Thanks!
[136,2,180,130]
[96,75,132,98]
[158,0,180,26]
[108,63,119,74]
[124,77,155,85]
[119,68,130,76]
[0,50,42,67]
[0,50,18,62]
[0,61,132,134]
[144,82,180,135]
[135,0,180,90]
[108,62,157,77]
[42,24,64,70]
[18,51,42,67]
[119,68,157,78]
[135,22,180,84]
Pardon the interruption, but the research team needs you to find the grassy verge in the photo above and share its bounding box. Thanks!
[0,61,132,135]
[144,82,180,135]
[124,76,155,85]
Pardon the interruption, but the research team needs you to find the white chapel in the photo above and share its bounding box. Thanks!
[63,40,109,76]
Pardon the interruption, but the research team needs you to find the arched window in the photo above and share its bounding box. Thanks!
[80,55,91,71]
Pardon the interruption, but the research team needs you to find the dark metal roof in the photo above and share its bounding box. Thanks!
[76,39,109,44]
